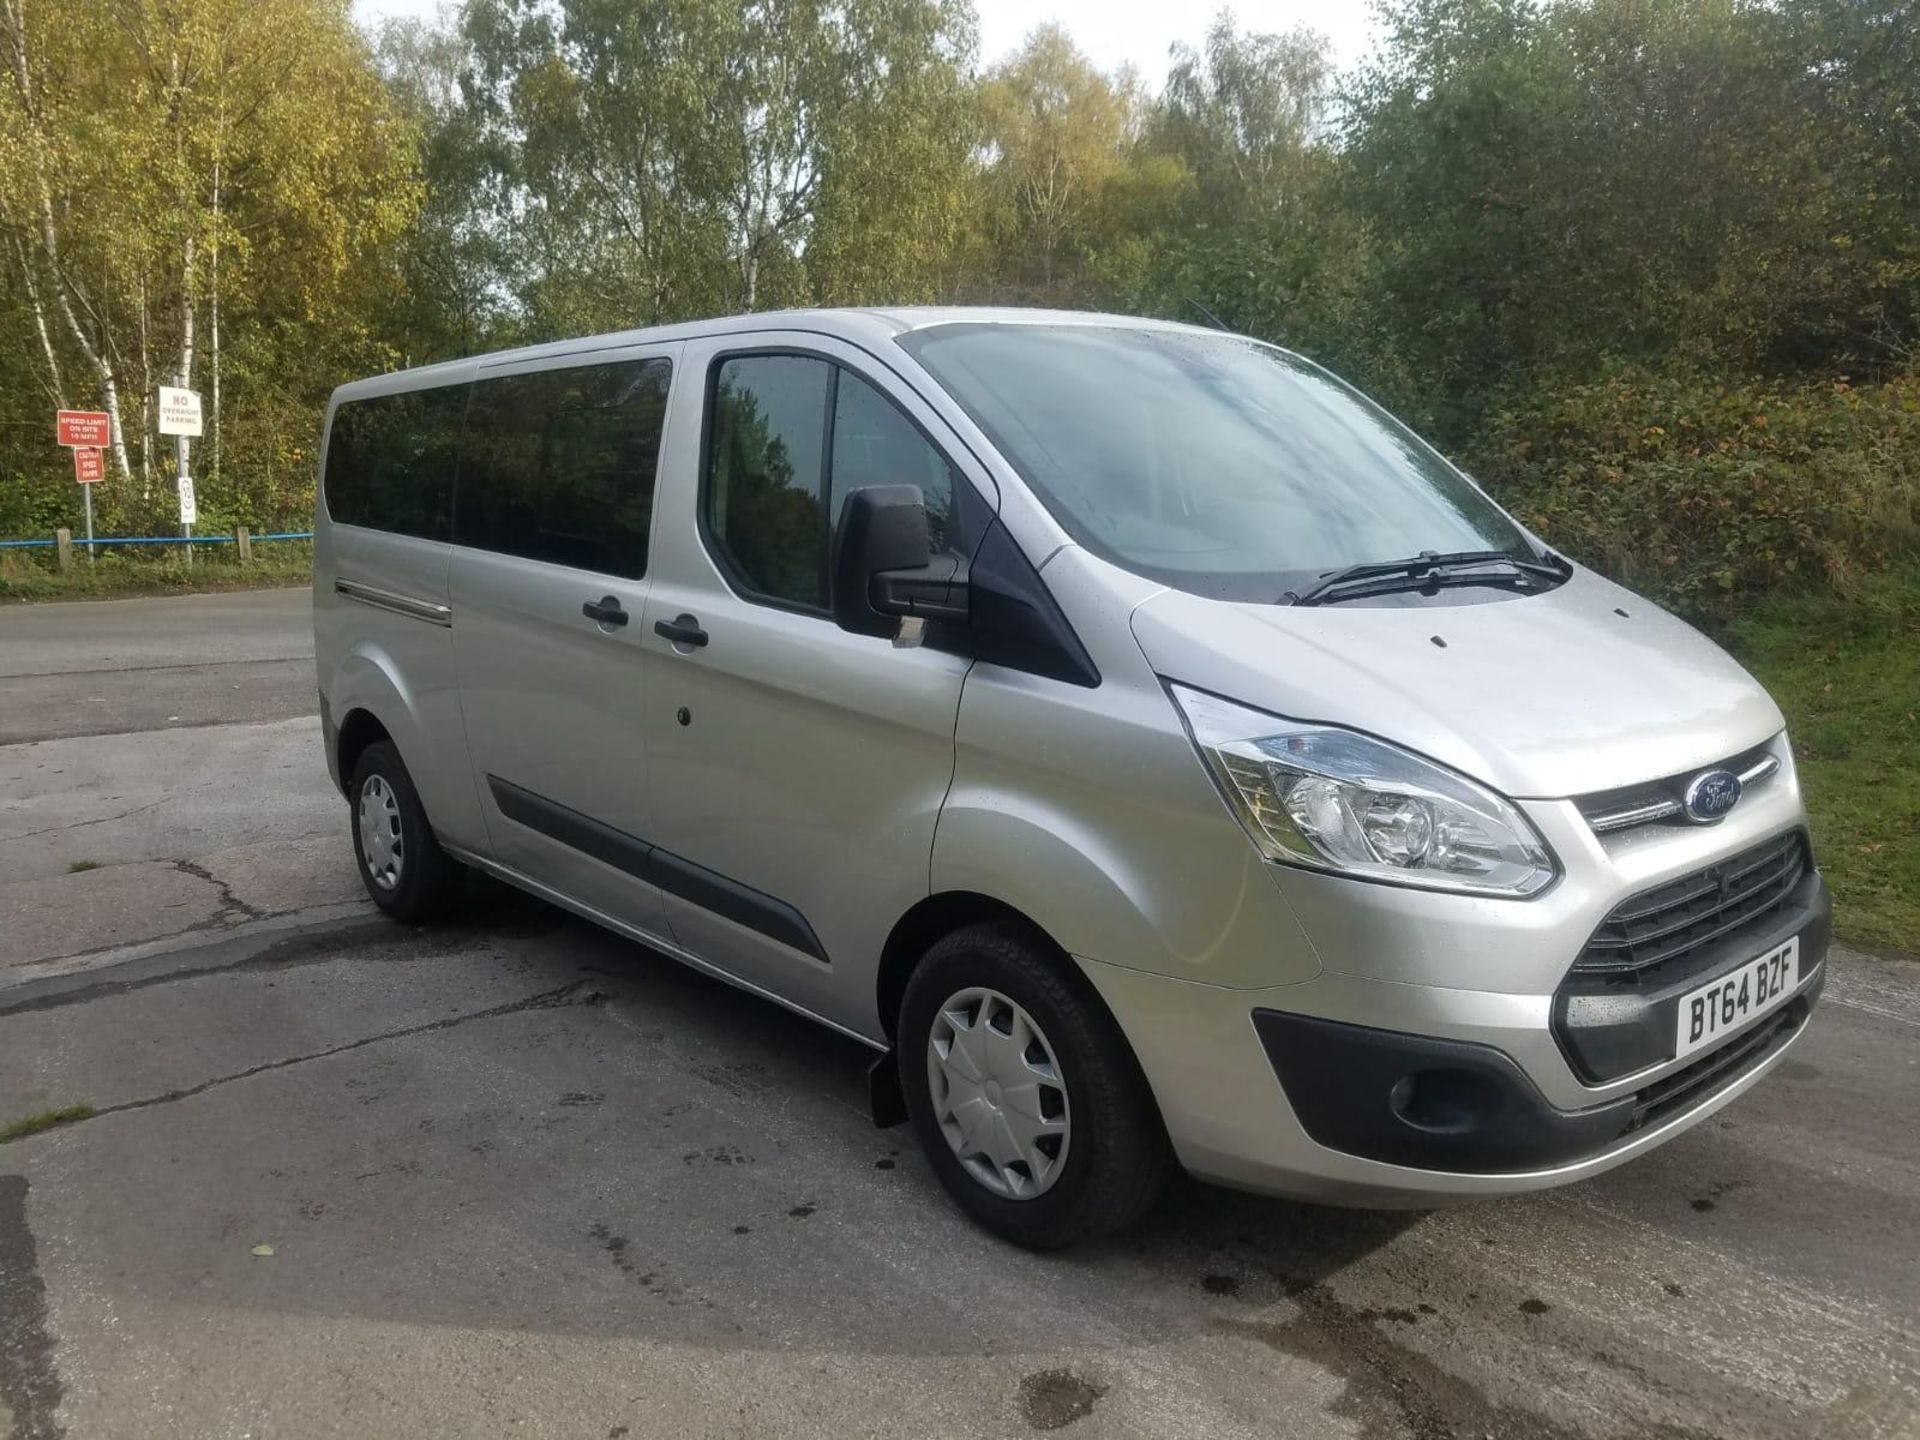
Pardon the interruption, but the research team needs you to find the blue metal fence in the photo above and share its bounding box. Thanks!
[0,531,312,550]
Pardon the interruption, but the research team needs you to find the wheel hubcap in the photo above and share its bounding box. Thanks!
[926,987,1070,1200]
[357,775,404,891]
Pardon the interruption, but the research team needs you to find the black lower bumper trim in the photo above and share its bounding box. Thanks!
[1254,985,1818,1176]
[1253,1011,1636,1173]
[1628,983,1817,1133]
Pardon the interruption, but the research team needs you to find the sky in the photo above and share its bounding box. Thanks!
[348,0,1382,85]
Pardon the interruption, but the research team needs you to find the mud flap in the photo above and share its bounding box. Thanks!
[868,1049,907,1128]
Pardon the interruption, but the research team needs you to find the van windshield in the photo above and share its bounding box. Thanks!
[900,323,1537,602]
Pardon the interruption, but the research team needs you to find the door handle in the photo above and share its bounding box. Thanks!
[654,614,709,649]
[582,596,629,628]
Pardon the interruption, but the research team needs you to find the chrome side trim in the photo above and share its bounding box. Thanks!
[334,577,452,627]
[439,842,887,1052]
[1737,754,1781,787]
[1587,797,1683,833]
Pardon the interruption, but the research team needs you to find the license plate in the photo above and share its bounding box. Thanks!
[1674,936,1799,1060]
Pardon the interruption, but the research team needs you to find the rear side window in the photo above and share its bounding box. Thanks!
[705,356,956,611]
[322,385,466,539]
[458,358,671,579]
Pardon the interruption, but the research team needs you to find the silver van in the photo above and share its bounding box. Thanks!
[314,308,1828,1248]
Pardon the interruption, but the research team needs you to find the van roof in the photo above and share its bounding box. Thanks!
[330,306,1213,402]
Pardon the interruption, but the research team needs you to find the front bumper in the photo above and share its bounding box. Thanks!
[1253,970,1822,1176]
[1074,860,1830,1206]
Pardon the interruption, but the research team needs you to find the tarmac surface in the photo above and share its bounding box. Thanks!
[1,588,1915,1439]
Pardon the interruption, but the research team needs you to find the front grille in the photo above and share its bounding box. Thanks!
[1576,831,1808,979]
[1626,998,1806,1133]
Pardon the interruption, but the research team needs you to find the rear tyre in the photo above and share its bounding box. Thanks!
[900,921,1173,1249]
[348,740,462,923]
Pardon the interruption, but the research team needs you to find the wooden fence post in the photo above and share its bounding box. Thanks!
[55,528,73,573]
[235,525,252,564]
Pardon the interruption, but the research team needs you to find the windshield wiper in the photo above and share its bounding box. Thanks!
[1280,549,1569,607]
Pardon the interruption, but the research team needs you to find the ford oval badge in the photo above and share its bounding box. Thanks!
[1682,768,1743,824]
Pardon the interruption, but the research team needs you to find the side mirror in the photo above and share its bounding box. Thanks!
[831,485,969,638]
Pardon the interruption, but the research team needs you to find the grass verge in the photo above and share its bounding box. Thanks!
[0,1104,96,1144]
[1720,567,1920,955]
[0,543,312,602]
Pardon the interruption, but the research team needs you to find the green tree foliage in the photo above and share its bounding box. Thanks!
[0,0,417,534]
[1,0,1914,614]
[1343,0,1919,437]
[968,24,1144,301]
[804,0,979,305]
[454,0,976,336]
[1157,15,1329,220]
[1134,17,1379,386]
[1478,369,1920,606]
[374,13,514,366]
[1330,0,1918,602]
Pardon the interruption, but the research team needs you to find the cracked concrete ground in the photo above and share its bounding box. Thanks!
[0,589,365,986]
[2,895,1916,1440]
[1,588,1917,1440]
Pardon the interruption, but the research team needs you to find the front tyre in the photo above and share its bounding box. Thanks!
[900,922,1173,1249]
[348,740,462,923]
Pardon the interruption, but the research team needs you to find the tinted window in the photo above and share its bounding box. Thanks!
[323,385,465,539]
[830,372,956,553]
[901,324,1535,602]
[706,356,833,608]
[705,357,958,611]
[458,359,670,579]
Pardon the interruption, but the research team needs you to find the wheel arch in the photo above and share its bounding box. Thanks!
[875,890,1104,1045]
[877,886,1180,1242]
[335,707,393,795]
[320,639,483,850]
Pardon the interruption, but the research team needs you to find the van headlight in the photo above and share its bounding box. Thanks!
[1169,683,1557,898]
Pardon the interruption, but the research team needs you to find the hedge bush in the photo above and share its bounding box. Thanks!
[1470,366,1920,615]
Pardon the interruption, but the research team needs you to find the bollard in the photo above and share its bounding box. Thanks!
[235,525,252,564]
[55,527,73,573]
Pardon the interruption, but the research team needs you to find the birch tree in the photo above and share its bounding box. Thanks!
[0,0,137,476]
[461,0,976,332]
[0,0,417,526]
[976,26,1138,298]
